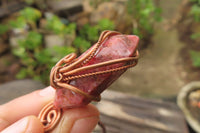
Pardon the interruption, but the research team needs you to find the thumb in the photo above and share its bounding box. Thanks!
[50,104,99,133]
[1,116,44,133]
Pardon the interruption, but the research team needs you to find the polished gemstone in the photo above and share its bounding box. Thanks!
[54,34,139,109]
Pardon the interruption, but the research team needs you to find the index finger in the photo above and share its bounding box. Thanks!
[0,86,55,131]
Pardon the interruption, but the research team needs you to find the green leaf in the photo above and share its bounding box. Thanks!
[127,0,162,36]
[154,7,163,22]
[79,24,99,41]
[19,31,42,50]
[12,47,26,58]
[141,8,152,16]
[33,75,42,81]
[190,5,200,22]
[24,0,34,5]
[126,0,134,14]
[133,28,143,38]
[20,7,41,23]
[87,26,99,41]
[49,46,76,62]
[16,68,28,79]
[74,37,91,53]
[98,19,115,31]
[190,50,200,67]
[190,0,200,5]
[79,24,89,38]
[0,24,9,35]
[63,23,76,34]
[34,49,52,64]
[190,32,200,39]
[9,16,26,29]
[23,57,36,67]
[46,15,66,35]
[53,46,75,55]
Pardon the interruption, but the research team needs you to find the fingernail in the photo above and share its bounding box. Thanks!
[2,117,29,133]
[39,86,55,97]
[71,116,99,133]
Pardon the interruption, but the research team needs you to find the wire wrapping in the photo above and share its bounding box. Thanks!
[38,30,139,132]
[38,102,61,131]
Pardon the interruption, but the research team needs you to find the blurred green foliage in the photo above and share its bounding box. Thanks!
[190,0,200,39]
[190,32,200,39]
[9,7,41,29]
[18,31,42,50]
[190,0,200,21]
[190,4,200,21]
[0,24,9,35]
[189,0,200,68]
[74,37,91,53]
[190,50,200,67]
[126,0,162,38]
[25,0,34,5]
[20,7,42,23]
[89,0,111,8]
[0,7,115,84]
[3,7,76,83]
[0,0,162,83]
[97,19,115,31]
[190,0,200,4]
[45,15,76,35]
[9,17,27,29]
[74,18,115,53]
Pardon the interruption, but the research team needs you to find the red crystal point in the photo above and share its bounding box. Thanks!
[54,33,139,109]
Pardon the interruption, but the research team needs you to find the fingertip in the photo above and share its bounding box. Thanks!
[50,104,99,133]
[71,116,99,133]
[0,86,55,127]
[70,104,100,133]
[2,116,44,133]
[26,116,44,133]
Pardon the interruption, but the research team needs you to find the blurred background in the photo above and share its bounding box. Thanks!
[1,0,200,132]
[0,0,199,108]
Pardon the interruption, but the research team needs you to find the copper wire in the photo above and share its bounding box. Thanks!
[38,102,61,131]
[38,31,139,132]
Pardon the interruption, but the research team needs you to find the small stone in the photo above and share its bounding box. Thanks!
[89,2,132,33]
[45,34,65,48]
[45,34,75,48]
[9,34,26,48]
[46,0,83,12]
[90,2,118,24]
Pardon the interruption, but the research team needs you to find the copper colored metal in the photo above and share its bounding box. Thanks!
[38,30,139,132]
[38,102,61,131]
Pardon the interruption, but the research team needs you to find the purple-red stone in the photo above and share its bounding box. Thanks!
[54,34,139,109]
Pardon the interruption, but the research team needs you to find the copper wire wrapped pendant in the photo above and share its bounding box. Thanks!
[38,30,139,132]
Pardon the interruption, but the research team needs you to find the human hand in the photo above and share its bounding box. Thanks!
[0,86,99,133]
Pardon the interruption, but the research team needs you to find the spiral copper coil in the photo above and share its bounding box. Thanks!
[38,31,139,132]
